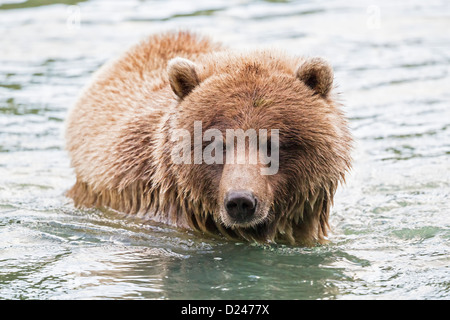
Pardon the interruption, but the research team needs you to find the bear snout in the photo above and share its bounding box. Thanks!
[224,190,258,225]
[218,163,271,228]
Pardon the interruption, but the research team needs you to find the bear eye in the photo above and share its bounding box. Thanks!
[266,142,272,157]
[259,137,276,159]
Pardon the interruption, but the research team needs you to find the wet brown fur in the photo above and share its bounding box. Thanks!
[65,31,352,246]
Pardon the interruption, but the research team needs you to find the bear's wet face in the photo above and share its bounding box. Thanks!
[166,51,351,243]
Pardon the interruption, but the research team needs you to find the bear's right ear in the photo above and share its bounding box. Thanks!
[167,57,200,99]
[296,57,334,98]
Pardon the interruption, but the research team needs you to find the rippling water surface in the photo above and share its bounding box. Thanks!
[0,0,449,299]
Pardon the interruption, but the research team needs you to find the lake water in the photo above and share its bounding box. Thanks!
[0,0,449,300]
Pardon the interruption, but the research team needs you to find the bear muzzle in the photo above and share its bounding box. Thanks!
[224,190,258,225]
[218,163,272,228]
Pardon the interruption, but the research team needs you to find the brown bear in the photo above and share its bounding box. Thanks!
[65,31,352,246]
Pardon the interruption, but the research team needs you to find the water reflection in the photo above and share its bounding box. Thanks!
[0,0,87,10]
[55,242,359,300]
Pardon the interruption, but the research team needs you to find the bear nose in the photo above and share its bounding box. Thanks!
[224,190,257,223]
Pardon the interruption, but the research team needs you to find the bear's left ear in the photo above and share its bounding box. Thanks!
[296,58,334,98]
[168,57,200,99]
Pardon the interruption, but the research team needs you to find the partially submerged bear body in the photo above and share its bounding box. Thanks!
[66,31,352,245]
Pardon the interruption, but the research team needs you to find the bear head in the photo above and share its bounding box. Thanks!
[158,51,352,244]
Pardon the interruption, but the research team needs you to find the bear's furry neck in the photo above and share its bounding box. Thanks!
[66,179,335,246]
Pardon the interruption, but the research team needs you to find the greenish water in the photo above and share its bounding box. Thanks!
[0,0,449,299]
